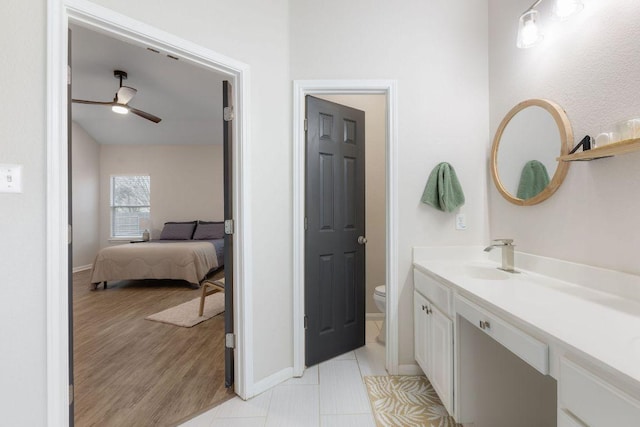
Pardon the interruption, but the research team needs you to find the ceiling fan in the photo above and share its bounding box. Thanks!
[72,70,162,123]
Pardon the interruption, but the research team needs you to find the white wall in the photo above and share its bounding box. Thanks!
[0,2,46,426]
[0,1,492,421]
[72,122,100,268]
[99,144,223,246]
[318,94,386,314]
[0,0,291,421]
[0,1,47,425]
[488,0,640,274]
[291,0,490,366]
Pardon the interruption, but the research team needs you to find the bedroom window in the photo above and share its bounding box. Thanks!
[110,175,151,238]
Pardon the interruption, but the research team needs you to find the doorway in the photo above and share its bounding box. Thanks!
[315,94,388,349]
[47,3,252,425]
[292,80,399,377]
[304,96,367,366]
[69,23,234,425]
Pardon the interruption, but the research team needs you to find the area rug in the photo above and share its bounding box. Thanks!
[145,292,224,327]
[364,375,460,427]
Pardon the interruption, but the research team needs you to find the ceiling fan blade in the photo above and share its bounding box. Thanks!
[116,86,137,104]
[72,99,113,105]
[129,106,162,123]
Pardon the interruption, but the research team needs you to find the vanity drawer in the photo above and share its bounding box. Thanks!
[559,357,640,427]
[414,269,452,316]
[455,295,549,375]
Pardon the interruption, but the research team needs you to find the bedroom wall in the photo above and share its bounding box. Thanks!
[318,94,387,315]
[488,0,640,275]
[72,122,101,268]
[290,0,490,368]
[99,144,223,247]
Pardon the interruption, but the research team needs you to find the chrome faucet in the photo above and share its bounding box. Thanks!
[484,239,517,273]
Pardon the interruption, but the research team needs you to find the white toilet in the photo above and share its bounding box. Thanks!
[373,285,386,344]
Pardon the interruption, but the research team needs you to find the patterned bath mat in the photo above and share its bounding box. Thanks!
[364,376,460,427]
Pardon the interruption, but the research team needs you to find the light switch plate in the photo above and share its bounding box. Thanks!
[0,164,23,193]
[455,213,467,230]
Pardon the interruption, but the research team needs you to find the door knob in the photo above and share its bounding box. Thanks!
[357,236,367,245]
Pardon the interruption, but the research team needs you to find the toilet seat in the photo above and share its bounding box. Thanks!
[374,285,386,297]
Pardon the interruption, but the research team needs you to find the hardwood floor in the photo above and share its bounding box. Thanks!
[73,269,233,427]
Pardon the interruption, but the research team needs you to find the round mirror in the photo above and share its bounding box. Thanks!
[491,99,572,206]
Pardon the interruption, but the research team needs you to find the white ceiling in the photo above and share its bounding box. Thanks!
[71,24,226,145]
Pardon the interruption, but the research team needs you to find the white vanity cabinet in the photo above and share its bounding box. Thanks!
[413,251,640,427]
[413,269,454,415]
[559,357,640,426]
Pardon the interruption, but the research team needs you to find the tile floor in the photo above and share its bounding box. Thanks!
[180,321,386,427]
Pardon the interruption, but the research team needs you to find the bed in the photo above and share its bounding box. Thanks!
[90,220,224,289]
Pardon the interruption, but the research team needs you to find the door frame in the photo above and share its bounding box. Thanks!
[46,1,253,425]
[292,80,399,376]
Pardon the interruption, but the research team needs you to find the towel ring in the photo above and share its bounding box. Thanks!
[491,99,572,206]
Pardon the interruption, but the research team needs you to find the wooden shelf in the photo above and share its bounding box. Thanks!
[558,137,640,162]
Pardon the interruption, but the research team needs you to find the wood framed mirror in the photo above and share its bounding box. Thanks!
[491,99,572,206]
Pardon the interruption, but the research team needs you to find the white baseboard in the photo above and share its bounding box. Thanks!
[246,367,293,399]
[398,363,424,376]
[72,264,92,273]
[366,312,384,320]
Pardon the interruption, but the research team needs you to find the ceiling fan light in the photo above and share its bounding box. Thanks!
[111,104,129,115]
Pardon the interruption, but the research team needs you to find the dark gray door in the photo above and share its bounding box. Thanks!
[222,80,234,388]
[68,27,75,426]
[305,96,366,367]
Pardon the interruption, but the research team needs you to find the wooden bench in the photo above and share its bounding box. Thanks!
[199,278,225,316]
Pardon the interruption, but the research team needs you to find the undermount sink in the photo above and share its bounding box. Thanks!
[462,265,511,281]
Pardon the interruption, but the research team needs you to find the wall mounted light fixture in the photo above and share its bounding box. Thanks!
[517,0,584,48]
[552,0,584,20]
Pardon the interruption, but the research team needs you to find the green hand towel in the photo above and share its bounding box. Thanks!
[516,160,550,200]
[421,162,465,212]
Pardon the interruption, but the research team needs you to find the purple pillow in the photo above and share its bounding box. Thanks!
[159,221,197,240]
[192,221,225,240]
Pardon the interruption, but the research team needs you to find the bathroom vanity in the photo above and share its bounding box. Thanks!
[413,247,640,427]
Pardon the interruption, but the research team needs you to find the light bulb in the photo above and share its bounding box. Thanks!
[553,0,584,20]
[517,10,543,49]
[111,104,129,115]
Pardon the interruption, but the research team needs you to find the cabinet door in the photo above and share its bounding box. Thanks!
[413,291,430,375]
[430,305,454,415]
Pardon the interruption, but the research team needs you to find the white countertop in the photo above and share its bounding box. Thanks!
[413,255,640,387]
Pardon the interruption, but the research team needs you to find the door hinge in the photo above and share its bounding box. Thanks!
[224,219,234,235]
[225,333,236,349]
[223,106,234,122]
[304,315,308,330]
[304,118,308,131]
[69,384,74,405]
[304,217,308,231]
[68,225,72,245]
[67,65,71,85]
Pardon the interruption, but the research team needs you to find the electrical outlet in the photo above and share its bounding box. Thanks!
[0,164,22,193]
[455,213,467,230]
